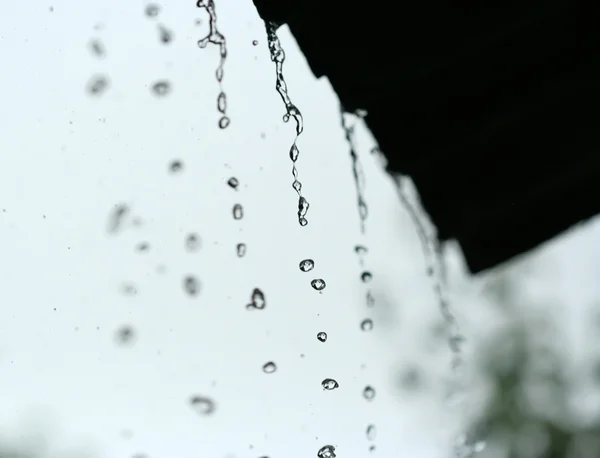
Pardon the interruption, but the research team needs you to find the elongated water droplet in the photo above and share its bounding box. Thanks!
[185,233,201,252]
[366,291,375,307]
[151,80,171,97]
[87,74,109,95]
[217,92,227,113]
[311,279,326,291]
[169,160,183,173]
[317,445,336,458]
[361,318,374,332]
[89,39,105,57]
[321,378,339,390]
[363,385,376,401]
[183,275,200,296]
[262,361,276,373]
[236,243,246,257]
[292,180,302,193]
[298,196,309,219]
[317,332,327,342]
[247,288,265,310]
[299,259,314,272]
[232,204,243,220]
[145,3,160,17]
[218,116,230,129]
[189,395,215,415]
[107,203,129,234]
[289,143,299,162]
[227,177,239,189]
[361,271,373,283]
[366,424,376,441]
[158,24,173,44]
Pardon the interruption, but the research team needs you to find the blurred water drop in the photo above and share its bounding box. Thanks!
[369,445,376,453]
[317,332,327,342]
[190,395,215,415]
[232,204,243,220]
[248,288,265,310]
[158,24,173,44]
[311,279,326,291]
[252,39,258,46]
[361,318,374,331]
[217,92,227,113]
[107,203,129,234]
[227,177,239,189]
[355,108,368,118]
[363,385,376,401]
[169,160,183,173]
[219,116,231,129]
[361,271,373,283]
[116,326,134,345]
[262,361,277,373]
[145,3,160,17]
[151,80,171,97]
[366,424,376,441]
[473,441,486,453]
[236,243,246,257]
[185,233,201,252]
[317,445,336,458]
[120,282,138,296]
[136,242,150,252]
[366,291,375,307]
[183,275,200,296]
[89,39,105,57]
[87,74,109,96]
[354,245,368,256]
[321,378,339,390]
[299,259,314,272]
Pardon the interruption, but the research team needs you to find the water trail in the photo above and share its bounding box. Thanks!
[196,0,230,129]
[264,21,309,226]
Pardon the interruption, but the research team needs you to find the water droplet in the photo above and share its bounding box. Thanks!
[321,378,339,390]
[218,116,230,129]
[292,180,302,193]
[151,80,171,96]
[107,203,129,234]
[298,197,309,221]
[87,74,109,95]
[299,259,314,272]
[355,108,368,118]
[262,361,277,373]
[232,204,243,220]
[116,326,134,345]
[189,396,215,415]
[120,282,138,296]
[247,288,265,310]
[361,318,374,332]
[145,3,160,17]
[158,24,173,44]
[136,242,150,252]
[252,40,258,46]
[227,177,239,189]
[169,160,183,173]
[366,424,376,441]
[363,385,376,401]
[361,271,373,283]
[289,143,299,162]
[317,445,337,458]
[183,275,200,296]
[236,243,246,257]
[299,217,308,226]
[185,233,201,252]
[89,39,105,57]
[317,332,327,342]
[217,92,227,113]
[369,445,376,453]
[354,245,368,255]
[311,279,326,291]
[366,291,375,307]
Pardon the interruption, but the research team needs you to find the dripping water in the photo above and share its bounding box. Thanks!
[196,0,230,128]
[265,21,309,227]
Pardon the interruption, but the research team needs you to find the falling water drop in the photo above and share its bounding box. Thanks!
[361,271,373,283]
[366,291,375,307]
[158,24,173,44]
[247,288,265,310]
[236,243,246,257]
[183,275,200,296]
[107,203,129,234]
[317,445,337,458]
[363,385,376,401]
[145,3,160,17]
[262,361,277,373]
[227,177,239,189]
[299,259,314,272]
[189,396,215,415]
[311,279,326,291]
[217,92,227,113]
[298,196,309,225]
[369,445,376,453]
[317,332,327,342]
[87,74,109,96]
[218,116,230,129]
[354,245,368,256]
[185,233,201,252]
[169,160,183,173]
[135,242,150,252]
[321,378,339,390]
[366,424,376,441]
[289,143,299,162]
[252,39,258,46]
[89,39,105,57]
[232,204,243,220]
[116,326,135,345]
[151,80,171,97]
[360,318,374,332]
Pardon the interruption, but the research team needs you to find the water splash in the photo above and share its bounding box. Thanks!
[196,0,230,128]
[265,21,309,226]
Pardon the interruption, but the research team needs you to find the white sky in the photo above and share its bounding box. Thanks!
[1,1,600,458]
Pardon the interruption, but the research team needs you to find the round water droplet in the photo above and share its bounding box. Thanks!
[299,259,314,272]
[354,245,368,255]
[321,378,339,390]
[151,80,171,96]
[262,361,277,373]
[311,279,326,291]
[232,204,243,220]
[236,243,246,257]
[185,233,201,252]
[252,40,258,46]
[87,74,109,96]
[283,113,290,123]
[145,3,160,17]
[217,92,227,114]
[366,424,376,441]
[158,24,172,44]
[299,217,308,226]
[361,318,374,332]
[183,275,200,296]
[218,116,230,129]
[248,288,265,310]
[317,445,336,458]
[116,325,134,345]
[317,332,327,342]
[361,271,373,283]
[169,160,183,173]
[227,177,239,189]
[363,385,376,401]
[189,395,215,415]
